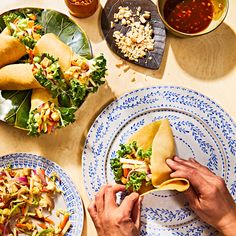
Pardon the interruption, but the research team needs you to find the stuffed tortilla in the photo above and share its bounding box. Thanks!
[0,53,68,98]
[3,11,43,49]
[0,64,42,90]
[27,89,76,135]
[34,33,107,106]
[33,33,72,72]
[110,119,189,195]
[0,33,27,68]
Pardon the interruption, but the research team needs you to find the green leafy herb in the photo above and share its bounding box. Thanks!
[116,141,138,157]
[33,54,68,98]
[20,35,37,49]
[3,12,22,27]
[36,229,54,236]
[110,158,123,182]
[68,79,87,107]
[116,141,152,160]
[137,147,152,160]
[88,54,107,92]
[27,111,38,136]
[59,106,77,126]
[126,172,151,192]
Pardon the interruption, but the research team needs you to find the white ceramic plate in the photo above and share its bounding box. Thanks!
[82,86,236,236]
[0,153,84,236]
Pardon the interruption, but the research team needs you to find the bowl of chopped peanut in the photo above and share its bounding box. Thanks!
[64,0,99,18]
[157,0,229,37]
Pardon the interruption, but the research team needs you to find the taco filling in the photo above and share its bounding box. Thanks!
[28,101,63,135]
[110,119,190,195]
[27,89,76,136]
[0,166,71,235]
[65,54,107,107]
[32,54,68,98]
[111,141,153,192]
[65,54,106,91]
[3,12,43,49]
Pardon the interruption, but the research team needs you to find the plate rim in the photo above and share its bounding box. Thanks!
[0,152,84,236]
[82,85,236,234]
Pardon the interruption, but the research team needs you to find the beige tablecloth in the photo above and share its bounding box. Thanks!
[0,0,236,235]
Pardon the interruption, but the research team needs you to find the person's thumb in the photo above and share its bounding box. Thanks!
[132,196,143,229]
[120,192,139,216]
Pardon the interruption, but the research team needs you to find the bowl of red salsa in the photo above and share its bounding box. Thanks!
[157,0,229,37]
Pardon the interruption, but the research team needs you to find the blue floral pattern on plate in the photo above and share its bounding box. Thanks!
[0,153,84,236]
[82,86,236,236]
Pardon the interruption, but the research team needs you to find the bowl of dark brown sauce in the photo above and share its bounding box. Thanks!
[157,0,229,37]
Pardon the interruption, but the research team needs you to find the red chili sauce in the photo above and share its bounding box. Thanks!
[164,0,214,34]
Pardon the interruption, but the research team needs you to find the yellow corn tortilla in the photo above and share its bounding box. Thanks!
[1,27,11,35]
[31,89,57,111]
[0,64,42,90]
[33,33,72,73]
[151,119,176,186]
[127,119,189,195]
[0,32,27,68]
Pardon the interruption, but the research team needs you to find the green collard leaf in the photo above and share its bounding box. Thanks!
[38,10,92,59]
[0,8,92,132]
[110,157,123,182]
[0,90,31,129]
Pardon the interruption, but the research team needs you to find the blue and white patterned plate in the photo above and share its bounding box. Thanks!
[82,86,236,236]
[0,153,84,236]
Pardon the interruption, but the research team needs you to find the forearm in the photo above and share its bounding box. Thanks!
[217,213,236,236]
[218,223,236,236]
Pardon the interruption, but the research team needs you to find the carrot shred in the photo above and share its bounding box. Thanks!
[29,14,37,21]
[123,168,130,178]
[15,223,27,228]
[59,214,69,229]
[38,223,48,229]
[44,217,55,225]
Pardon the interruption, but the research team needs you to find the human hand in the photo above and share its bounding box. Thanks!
[166,156,236,236]
[88,184,142,236]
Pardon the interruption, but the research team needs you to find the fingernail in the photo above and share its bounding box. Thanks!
[174,156,181,161]
[166,159,174,165]
[170,173,175,178]
[139,196,144,202]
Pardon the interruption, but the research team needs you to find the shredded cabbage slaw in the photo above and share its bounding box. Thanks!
[0,166,71,235]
